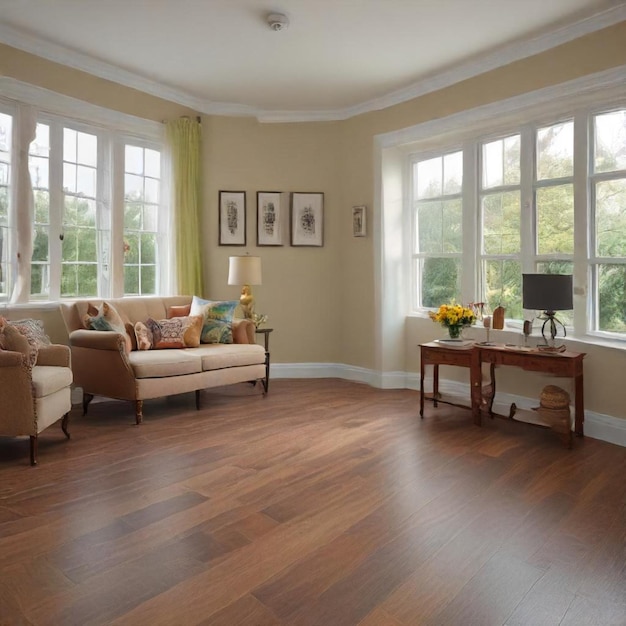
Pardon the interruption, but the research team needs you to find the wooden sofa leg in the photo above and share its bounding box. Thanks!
[83,393,94,416]
[30,435,38,466]
[61,412,71,439]
[195,390,201,410]
[135,400,143,425]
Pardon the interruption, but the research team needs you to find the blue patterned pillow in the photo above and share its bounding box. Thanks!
[190,296,238,343]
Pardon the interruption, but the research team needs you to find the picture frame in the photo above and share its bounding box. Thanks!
[257,191,284,246]
[219,191,246,246]
[290,192,324,247]
[352,205,366,237]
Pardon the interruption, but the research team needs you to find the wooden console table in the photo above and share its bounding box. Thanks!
[419,342,586,436]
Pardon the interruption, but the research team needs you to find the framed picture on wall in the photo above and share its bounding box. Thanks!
[219,191,246,245]
[257,191,284,246]
[290,192,324,247]
[352,205,366,237]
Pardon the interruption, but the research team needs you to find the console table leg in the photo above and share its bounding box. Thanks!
[574,373,584,436]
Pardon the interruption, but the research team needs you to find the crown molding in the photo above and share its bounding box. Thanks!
[1,4,625,123]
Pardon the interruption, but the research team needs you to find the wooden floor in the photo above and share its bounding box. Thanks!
[0,379,624,626]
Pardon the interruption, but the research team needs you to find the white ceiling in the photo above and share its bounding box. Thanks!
[1,0,625,121]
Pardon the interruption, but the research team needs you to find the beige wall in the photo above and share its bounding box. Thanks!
[2,22,626,421]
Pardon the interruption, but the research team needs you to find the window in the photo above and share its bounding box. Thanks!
[1,89,167,304]
[409,105,626,339]
[123,144,161,296]
[480,134,521,318]
[412,151,463,308]
[591,109,626,334]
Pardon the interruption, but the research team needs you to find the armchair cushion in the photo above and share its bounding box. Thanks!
[31,365,73,398]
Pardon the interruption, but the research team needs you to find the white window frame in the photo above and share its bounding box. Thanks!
[0,78,168,304]
[405,92,626,343]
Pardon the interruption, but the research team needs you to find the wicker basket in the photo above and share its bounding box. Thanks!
[539,385,570,410]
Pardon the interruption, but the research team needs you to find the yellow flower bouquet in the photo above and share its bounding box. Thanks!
[429,303,476,339]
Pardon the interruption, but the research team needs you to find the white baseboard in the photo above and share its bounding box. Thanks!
[271,362,626,448]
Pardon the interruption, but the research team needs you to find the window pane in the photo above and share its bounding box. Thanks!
[537,121,573,180]
[140,233,156,264]
[415,157,442,199]
[34,190,49,223]
[482,191,520,254]
[143,205,158,231]
[77,199,97,227]
[140,265,156,294]
[144,177,159,203]
[30,263,48,297]
[63,128,77,163]
[0,187,8,220]
[76,165,96,197]
[482,135,520,189]
[145,148,160,178]
[421,257,460,308]
[125,145,143,175]
[416,199,462,254]
[32,228,49,262]
[536,184,574,254]
[125,234,139,263]
[124,264,139,295]
[443,151,462,194]
[598,264,626,332]
[484,259,522,319]
[125,173,143,200]
[594,110,626,173]
[0,162,8,186]
[77,131,97,167]
[63,163,76,193]
[77,228,97,262]
[595,179,626,257]
[124,202,142,229]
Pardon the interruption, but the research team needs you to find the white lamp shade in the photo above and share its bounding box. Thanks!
[228,256,262,286]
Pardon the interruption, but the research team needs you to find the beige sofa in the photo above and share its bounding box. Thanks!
[60,296,267,424]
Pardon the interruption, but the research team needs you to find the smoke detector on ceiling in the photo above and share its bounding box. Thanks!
[267,13,289,31]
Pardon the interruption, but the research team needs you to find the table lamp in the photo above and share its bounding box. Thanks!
[522,273,573,348]
[228,255,262,319]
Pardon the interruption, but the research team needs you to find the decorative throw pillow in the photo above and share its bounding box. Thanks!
[0,318,38,367]
[143,316,202,349]
[83,301,132,353]
[8,318,51,349]
[190,296,238,344]
[134,321,153,351]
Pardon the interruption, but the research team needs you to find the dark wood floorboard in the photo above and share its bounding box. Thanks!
[0,379,624,626]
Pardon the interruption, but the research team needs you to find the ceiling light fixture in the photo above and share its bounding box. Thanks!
[267,13,289,31]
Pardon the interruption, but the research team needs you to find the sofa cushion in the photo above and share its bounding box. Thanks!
[128,350,203,379]
[167,304,192,318]
[31,365,73,398]
[195,344,266,371]
[84,301,132,353]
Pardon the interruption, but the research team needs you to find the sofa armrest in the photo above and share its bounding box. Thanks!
[36,344,71,367]
[69,329,127,351]
[232,319,255,344]
[0,349,27,368]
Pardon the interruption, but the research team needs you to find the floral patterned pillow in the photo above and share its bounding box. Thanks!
[141,316,202,349]
[190,296,238,344]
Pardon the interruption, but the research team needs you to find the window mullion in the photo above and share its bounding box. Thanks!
[462,140,477,304]
[573,110,590,334]
[48,120,63,301]
[519,124,534,273]
[110,136,125,298]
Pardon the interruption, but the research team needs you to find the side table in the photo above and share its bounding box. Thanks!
[255,328,273,392]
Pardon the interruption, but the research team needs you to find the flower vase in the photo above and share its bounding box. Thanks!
[448,325,462,340]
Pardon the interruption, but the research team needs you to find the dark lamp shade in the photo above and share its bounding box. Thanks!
[522,274,573,312]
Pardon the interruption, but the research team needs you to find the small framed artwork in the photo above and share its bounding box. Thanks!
[352,205,366,237]
[257,191,284,246]
[219,190,246,246]
[290,192,324,247]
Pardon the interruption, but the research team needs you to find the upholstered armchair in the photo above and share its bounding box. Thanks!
[0,343,73,465]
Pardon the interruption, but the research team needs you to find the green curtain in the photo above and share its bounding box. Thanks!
[166,117,204,296]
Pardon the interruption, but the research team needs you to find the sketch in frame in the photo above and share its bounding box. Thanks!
[219,191,246,246]
[352,205,366,237]
[290,192,324,247]
[257,191,284,246]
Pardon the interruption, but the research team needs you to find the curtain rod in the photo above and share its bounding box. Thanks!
[161,115,202,124]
